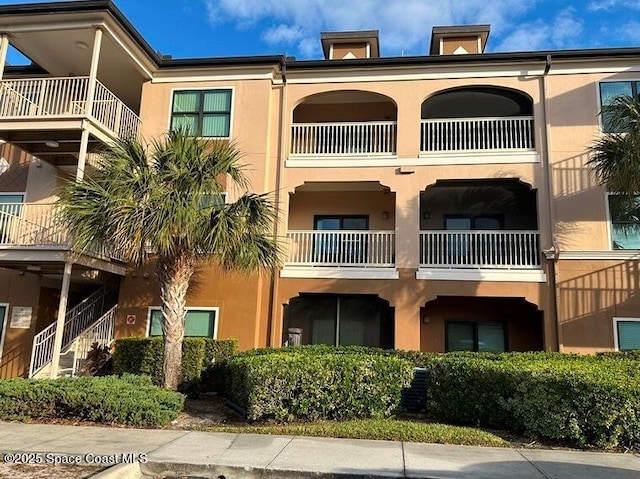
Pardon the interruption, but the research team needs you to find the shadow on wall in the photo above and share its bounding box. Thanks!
[559,261,640,350]
[0,343,29,378]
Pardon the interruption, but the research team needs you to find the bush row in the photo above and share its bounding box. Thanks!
[424,355,640,449]
[226,352,415,422]
[0,375,183,427]
[113,337,238,392]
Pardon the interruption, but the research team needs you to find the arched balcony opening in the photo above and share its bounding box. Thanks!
[420,87,535,153]
[290,91,397,159]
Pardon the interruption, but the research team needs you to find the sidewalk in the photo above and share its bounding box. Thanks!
[0,421,639,479]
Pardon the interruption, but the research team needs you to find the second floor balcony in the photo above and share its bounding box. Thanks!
[0,202,124,270]
[0,77,141,140]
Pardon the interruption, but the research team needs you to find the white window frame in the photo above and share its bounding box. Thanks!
[613,317,640,351]
[146,306,220,339]
[596,79,640,133]
[605,192,640,251]
[0,303,9,363]
[167,86,235,140]
[0,192,25,202]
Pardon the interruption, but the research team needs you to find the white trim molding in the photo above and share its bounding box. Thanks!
[418,151,539,165]
[613,317,640,351]
[554,251,640,261]
[416,268,547,283]
[146,306,220,339]
[281,266,399,280]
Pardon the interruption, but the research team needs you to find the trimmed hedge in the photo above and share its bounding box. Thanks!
[0,374,183,427]
[113,337,238,392]
[424,355,640,449]
[227,352,414,422]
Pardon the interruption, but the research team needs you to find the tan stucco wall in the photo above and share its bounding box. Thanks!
[0,143,30,194]
[0,269,42,379]
[555,259,640,353]
[115,263,272,350]
[332,43,368,59]
[442,37,480,55]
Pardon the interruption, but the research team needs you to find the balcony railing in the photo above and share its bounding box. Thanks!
[420,116,534,152]
[290,121,397,157]
[286,230,395,267]
[420,230,541,269]
[0,202,123,261]
[0,77,140,139]
[0,203,67,247]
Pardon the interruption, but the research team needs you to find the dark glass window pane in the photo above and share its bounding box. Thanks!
[475,217,502,230]
[600,82,633,132]
[342,217,368,230]
[447,322,475,351]
[339,296,382,347]
[445,217,471,230]
[618,321,640,350]
[609,195,640,250]
[478,322,505,352]
[315,218,341,230]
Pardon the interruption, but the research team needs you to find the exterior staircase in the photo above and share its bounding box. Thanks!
[29,286,118,378]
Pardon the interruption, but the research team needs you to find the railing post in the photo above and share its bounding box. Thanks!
[0,34,9,82]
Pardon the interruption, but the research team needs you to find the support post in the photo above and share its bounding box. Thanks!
[76,128,90,182]
[0,34,9,82]
[50,261,72,378]
[85,27,102,118]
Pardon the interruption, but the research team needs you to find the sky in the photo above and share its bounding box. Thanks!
[2,0,640,62]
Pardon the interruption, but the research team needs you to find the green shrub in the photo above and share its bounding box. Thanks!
[0,374,183,427]
[201,339,239,392]
[423,355,640,449]
[227,352,414,422]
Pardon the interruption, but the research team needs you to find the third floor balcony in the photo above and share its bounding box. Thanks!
[0,76,140,140]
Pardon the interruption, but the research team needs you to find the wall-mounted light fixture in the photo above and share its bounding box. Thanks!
[45,140,59,148]
[422,211,431,220]
[381,211,389,220]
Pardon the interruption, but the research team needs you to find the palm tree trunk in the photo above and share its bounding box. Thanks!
[156,253,195,390]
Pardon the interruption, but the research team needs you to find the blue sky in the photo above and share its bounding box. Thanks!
[2,0,640,61]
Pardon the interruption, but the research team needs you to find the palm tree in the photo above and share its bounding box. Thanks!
[588,95,640,199]
[57,129,280,390]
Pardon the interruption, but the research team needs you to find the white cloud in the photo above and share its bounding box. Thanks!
[204,0,537,57]
[494,9,583,52]
[588,0,640,11]
[619,21,640,43]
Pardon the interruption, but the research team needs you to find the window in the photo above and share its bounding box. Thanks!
[599,81,640,133]
[614,318,640,350]
[446,321,506,352]
[283,294,394,349]
[313,215,369,264]
[148,308,218,338]
[170,89,232,138]
[0,194,24,243]
[608,194,640,250]
[444,214,504,230]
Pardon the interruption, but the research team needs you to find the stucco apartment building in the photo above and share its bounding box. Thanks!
[0,1,638,379]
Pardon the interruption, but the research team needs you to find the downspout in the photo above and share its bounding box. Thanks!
[541,54,563,352]
[266,57,287,347]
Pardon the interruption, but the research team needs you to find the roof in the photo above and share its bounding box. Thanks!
[430,25,491,54]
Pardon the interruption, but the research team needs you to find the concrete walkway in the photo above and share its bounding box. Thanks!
[0,421,639,478]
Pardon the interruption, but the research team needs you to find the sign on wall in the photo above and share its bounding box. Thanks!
[10,306,32,329]
[126,314,136,325]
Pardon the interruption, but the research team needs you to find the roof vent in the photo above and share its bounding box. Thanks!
[320,30,380,59]
[430,25,490,55]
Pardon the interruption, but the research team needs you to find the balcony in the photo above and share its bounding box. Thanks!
[0,77,140,140]
[420,230,541,269]
[0,202,124,268]
[284,230,397,278]
[420,116,534,152]
[288,90,397,166]
[290,121,397,158]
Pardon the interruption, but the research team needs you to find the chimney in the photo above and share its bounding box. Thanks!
[429,25,490,55]
[320,30,380,60]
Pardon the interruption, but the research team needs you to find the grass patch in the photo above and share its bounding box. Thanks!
[195,418,507,447]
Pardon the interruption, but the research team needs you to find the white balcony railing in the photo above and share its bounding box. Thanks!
[286,230,395,267]
[420,230,541,269]
[0,77,140,139]
[420,116,534,152]
[0,203,67,247]
[290,121,397,157]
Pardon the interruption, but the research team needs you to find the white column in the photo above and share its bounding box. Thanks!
[50,262,73,378]
[0,34,9,82]
[85,27,103,118]
[76,128,90,182]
